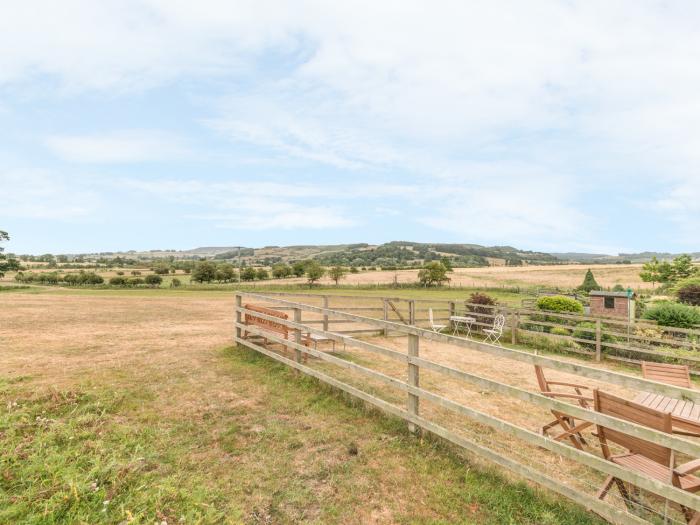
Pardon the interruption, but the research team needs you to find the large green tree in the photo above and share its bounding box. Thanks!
[670,254,698,281]
[305,261,325,286]
[328,265,347,285]
[191,261,217,283]
[0,231,19,278]
[292,261,307,277]
[640,256,673,286]
[641,255,698,286]
[417,262,450,287]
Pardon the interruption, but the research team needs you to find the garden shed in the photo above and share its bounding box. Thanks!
[589,290,635,319]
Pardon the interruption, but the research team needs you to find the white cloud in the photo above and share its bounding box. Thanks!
[122,178,358,230]
[46,130,189,163]
[0,169,99,219]
[4,2,700,248]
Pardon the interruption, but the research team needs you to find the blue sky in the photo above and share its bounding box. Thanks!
[1,1,699,255]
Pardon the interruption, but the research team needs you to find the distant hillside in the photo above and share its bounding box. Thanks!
[311,241,560,267]
[46,243,699,267]
[553,251,700,263]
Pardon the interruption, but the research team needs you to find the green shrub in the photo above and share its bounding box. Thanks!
[520,333,577,354]
[171,277,182,288]
[643,302,700,328]
[109,276,127,286]
[466,293,497,329]
[550,327,571,337]
[144,274,162,287]
[675,277,700,306]
[678,285,700,306]
[535,296,584,314]
[674,276,700,290]
[241,267,257,281]
[128,277,145,286]
[520,322,546,333]
[572,322,597,342]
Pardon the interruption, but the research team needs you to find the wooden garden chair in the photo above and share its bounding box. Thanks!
[534,365,594,450]
[642,361,692,389]
[593,389,700,523]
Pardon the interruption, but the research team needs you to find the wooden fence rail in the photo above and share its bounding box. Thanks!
[248,291,700,372]
[234,291,700,524]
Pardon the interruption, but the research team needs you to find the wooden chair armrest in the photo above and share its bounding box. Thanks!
[675,459,700,476]
[541,392,593,402]
[546,381,590,389]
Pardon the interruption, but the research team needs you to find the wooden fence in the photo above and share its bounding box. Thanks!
[247,291,700,373]
[234,291,700,525]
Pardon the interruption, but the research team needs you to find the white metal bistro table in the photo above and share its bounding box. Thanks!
[449,315,476,338]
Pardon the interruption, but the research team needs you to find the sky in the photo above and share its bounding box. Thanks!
[1,1,700,255]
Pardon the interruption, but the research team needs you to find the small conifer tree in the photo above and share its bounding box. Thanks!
[577,269,601,292]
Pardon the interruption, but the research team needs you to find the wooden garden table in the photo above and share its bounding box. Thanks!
[634,391,700,436]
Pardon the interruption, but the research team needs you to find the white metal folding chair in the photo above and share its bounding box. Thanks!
[484,314,505,344]
[429,308,447,333]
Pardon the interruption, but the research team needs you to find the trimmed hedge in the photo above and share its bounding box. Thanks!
[535,296,584,314]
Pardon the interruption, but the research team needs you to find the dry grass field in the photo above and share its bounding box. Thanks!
[0,289,604,524]
[2,263,649,292]
[251,264,649,290]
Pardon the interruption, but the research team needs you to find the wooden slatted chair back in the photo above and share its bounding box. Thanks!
[593,389,673,466]
[641,361,692,389]
[244,303,289,338]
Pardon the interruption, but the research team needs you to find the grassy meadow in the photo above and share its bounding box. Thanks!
[0,287,607,524]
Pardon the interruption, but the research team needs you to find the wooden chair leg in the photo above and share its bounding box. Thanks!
[597,476,615,500]
[597,476,632,510]
[681,504,698,524]
[554,419,592,450]
[541,419,560,434]
[614,479,632,509]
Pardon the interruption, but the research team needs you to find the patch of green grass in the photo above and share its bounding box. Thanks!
[223,347,604,524]
[1,346,604,524]
[24,283,527,305]
[0,387,232,524]
[0,285,31,292]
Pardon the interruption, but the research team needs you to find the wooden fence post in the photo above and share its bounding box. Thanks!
[235,294,242,343]
[511,310,519,345]
[407,333,420,434]
[322,295,329,331]
[449,301,455,332]
[409,300,416,326]
[595,318,602,362]
[293,307,302,369]
[382,299,389,337]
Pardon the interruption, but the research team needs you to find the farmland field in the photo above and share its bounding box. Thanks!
[285,264,649,289]
[0,288,605,524]
[3,262,651,291]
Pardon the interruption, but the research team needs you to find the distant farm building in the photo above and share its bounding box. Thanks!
[589,290,635,319]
